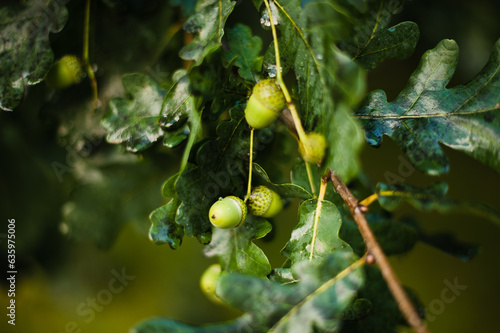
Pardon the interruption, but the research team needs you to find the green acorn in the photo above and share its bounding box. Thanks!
[200,263,224,305]
[247,186,283,218]
[209,196,247,229]
[244,79,286,129]
[45,55,83,90]
[299,132,327,164]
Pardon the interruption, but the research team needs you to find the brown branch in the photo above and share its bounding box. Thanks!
[330,171,430,333]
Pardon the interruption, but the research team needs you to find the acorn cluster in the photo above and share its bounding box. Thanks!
[208,186,283,229]
[244,79,326,164]
[208,79,329,229]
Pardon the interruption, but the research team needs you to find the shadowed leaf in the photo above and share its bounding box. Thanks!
[132,314,254,333]
[149,200,184,249]
[353,21,419,71]
[0,0,68,111]
[61,156,164,249]
[218,251,364,332]
[180,0,236,66]
[338,0,416,70]
[253,163,313,200]
[340,212,418,257]
[223,24,263,82]
[133,252,363,332]
[356,38,500,175]
[375,181,500,226]
[272,1,366,182]
[175,106,250,241]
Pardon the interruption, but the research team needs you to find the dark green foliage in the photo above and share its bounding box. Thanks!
[180,0,236,66]
[0,0,68,111]
[101,74,166,152]
[3,0,500,332]
[376,182,500,225]
[223,24,263,82]
[356,38,500,175]
[134,251,364,333]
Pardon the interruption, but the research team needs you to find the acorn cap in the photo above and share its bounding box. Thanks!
[244,79,286,129]
[248,186,283,218]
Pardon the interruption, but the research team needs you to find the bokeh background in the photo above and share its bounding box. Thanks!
[1,0,500,332]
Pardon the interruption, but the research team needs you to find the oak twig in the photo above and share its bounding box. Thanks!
[330,171,430,333]
[83,0,98,108]
[263,0,309,147]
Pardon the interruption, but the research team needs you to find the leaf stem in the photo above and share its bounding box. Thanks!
[245,128,255,202]
[83,0,98,108]
[309,175,328,260]
[359,193,379,207]
[330,171,430,333]
[149,20,184,67]
[179,109,201,174]
[262,0,309,151]
[305,162,316,196]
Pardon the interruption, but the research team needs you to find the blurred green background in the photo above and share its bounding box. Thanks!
[1,0,500,332]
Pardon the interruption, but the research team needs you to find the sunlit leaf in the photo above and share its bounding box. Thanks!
[160,72,201,160]
[101,74,165,152]
[204,215,272,276]
[282,199,351,264]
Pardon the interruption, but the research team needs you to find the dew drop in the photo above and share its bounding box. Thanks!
[388,27,395,32]
[260,3,280,28]
[267,65,281,78]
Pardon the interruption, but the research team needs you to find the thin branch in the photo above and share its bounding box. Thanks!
[245,128,255,202]
[83,0,98,108]
[263,0,309,151]
[330,171,430,333]
[149,20,184,67]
